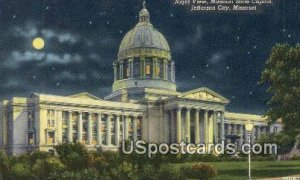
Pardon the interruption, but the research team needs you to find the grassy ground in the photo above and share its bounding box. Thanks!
[176,161,300,180]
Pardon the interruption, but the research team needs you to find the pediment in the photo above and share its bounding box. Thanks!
[69,92,102,101]
[179,87,229,104]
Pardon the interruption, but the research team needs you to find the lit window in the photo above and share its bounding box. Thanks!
[28,132,35,145]
[47,132,55,144]
[156,66,160,76]
[146,65,151,75]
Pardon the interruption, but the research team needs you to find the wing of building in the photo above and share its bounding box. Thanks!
[0,4,282,155]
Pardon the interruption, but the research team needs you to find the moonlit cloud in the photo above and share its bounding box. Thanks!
[41,28,80,44]
[4,51,83,68]
[172,25,203,53]
[53,71,87,81]
[11,24,38,38]
[44,53,82,65]
[207,51,231,65]
[11,24,80,44]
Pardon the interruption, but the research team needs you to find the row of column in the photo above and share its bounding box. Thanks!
[223,123,268,144]
[66,111,141,146]
[113,58,175,82]
[174,107,225,144]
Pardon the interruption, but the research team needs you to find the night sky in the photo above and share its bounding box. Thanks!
[0,0,299,114]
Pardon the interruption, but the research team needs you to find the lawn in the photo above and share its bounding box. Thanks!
[176,161,300,180]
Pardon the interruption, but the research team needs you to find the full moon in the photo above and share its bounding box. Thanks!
[32,37,45,50]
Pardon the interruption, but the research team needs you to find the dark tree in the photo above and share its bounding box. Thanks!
[260,44,300,136]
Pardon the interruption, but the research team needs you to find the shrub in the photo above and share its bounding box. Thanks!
[0,151,12,179]
[54,143,92,171]
[32,157,66,179]
[11,163,32,179]
[180,162,217,179]
[110,161,136,180]
[58,169,101,180]
[138,164,157,180]
[157,164,184,180]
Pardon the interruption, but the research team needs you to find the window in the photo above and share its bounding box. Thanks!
[146,65,151,75]
[62,129,68,143]
[47,119,55,127]
[47,132,55,144]
[156,66,160,77]
[28,132,35,145]
[133,61,139,77]
[28,112,35,129]
[47,109,55,117]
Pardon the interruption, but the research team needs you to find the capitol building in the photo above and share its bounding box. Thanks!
[0,4,281,155]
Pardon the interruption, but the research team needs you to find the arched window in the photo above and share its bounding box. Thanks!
[146,65,151,75]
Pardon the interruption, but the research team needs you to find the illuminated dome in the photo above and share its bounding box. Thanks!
[112,2,176,93]
[118,3,171,60]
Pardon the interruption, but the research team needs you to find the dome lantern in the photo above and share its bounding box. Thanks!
[139,1,150,24]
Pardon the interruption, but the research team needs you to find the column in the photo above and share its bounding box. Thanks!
[152,58,157,78]
[140,57,145,78]
[239,124,244,146]
[68,111,73,143]
[97,113,102,145]
[251,126,255,143]
[129,59,134,78]
[56,110,63,143]
[170,61,174,82]
[176,108,182,143]
[244,124,248,143]
[133,116,138,142]
[115,115,120,145]
[195,109,200,144]
[87,113,92,145]
[124,116,130,140]
[78,112,83,142]
[220,111,225,142]
[204,110,208,144]
[163,60,168,80]
[119,62,123,79]
[172,62,176,82]
[106,115,111,145]
[113,63,117,81]
[213,112,218,143]
[208,111,214,143]
[170,110,175,143]
[185,108,191,143]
